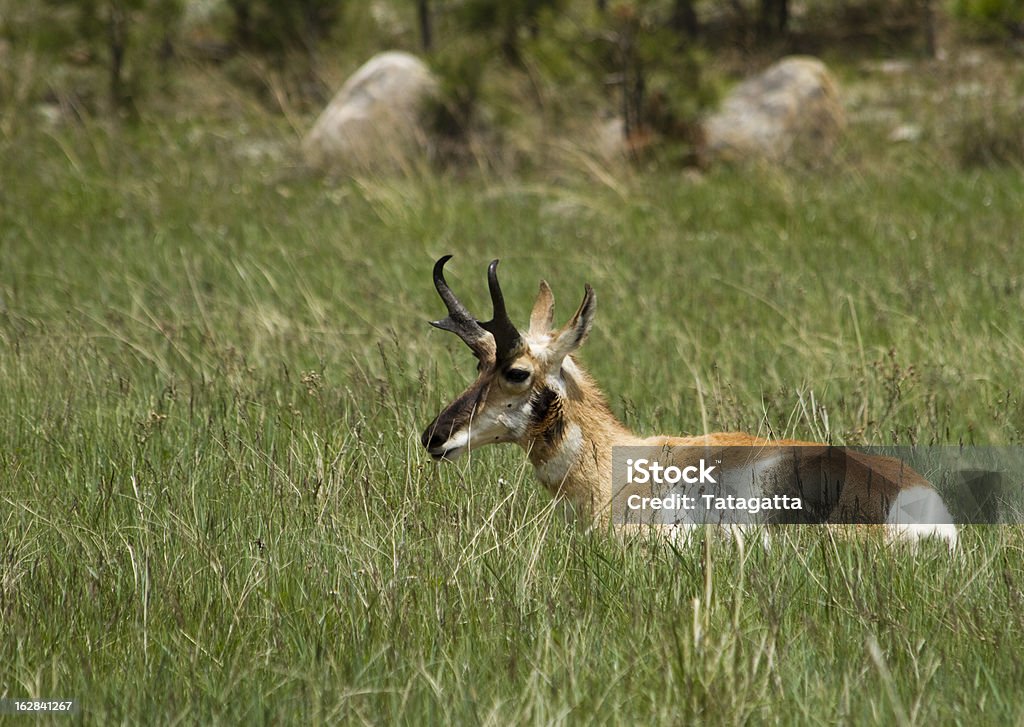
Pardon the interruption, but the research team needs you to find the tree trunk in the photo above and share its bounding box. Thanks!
[757,0,788,40]
[500,23,522,66]
[417,0,433,52]
[922,0,937,57]
[228,0,252,48]
[106,1,128,108]
[671,0,698,38]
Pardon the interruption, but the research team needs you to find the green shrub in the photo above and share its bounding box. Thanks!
[951,0,1024,39]
[225,0,344,54]
[423,38,490,143]
[457,0,566,64]
[576,2,716,162]
[952,104,1024,168]
[42,0,184,110]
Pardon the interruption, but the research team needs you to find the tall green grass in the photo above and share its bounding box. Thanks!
[2,106,1023,724]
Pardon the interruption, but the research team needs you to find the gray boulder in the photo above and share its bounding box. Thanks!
[704,56,845,163]
[303,51,439,171]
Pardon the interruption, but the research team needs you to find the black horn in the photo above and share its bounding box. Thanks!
[480,259,524,361]
[430,255,495,360]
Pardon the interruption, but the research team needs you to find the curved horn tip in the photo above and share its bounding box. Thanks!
[487,260,505,297]
[433,254,454,277]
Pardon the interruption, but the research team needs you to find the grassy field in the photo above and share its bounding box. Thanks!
[3,63,1024,724]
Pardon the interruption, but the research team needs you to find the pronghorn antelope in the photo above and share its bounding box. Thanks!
[421,256,958,549]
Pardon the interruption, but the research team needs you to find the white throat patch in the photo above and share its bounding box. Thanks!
[535,423,583,487]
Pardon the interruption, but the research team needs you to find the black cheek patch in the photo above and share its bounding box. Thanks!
[434,379,488,439]
[529,386,565,446]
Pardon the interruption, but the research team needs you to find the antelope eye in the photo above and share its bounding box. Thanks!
[504,368,530,383]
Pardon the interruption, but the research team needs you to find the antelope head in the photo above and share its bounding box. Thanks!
[421,256,595,461]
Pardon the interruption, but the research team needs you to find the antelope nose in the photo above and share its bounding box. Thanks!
[422,424,444,450]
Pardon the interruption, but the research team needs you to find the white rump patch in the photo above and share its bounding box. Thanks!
[885,486,959,551]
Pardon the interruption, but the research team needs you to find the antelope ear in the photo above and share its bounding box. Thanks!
[550,285,595,363]
[529,280,555,335]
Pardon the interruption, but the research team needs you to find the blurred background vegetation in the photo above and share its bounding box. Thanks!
[2,0,1022,169]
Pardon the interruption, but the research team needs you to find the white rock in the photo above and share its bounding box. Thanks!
[303,51,439,171]
[889,124,922,143]
[704,56,845,163]
[594,117,627,160]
